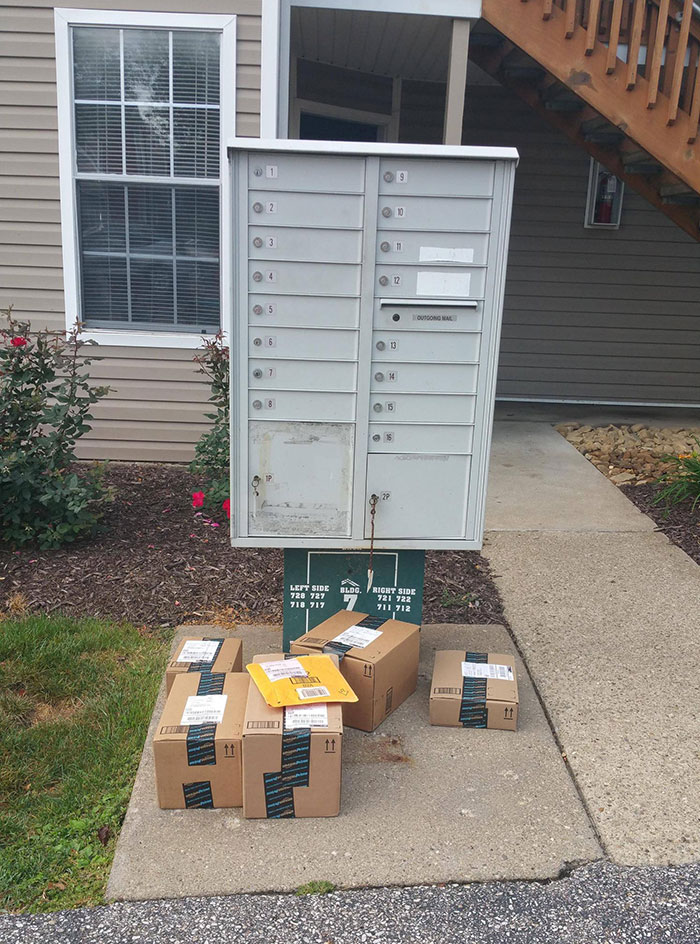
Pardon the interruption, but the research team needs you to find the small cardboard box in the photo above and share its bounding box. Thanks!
[429,650,519,731]
[290,610,420,732]
[165,635,243,694]
[154,671,249,808]
[242,653,343,818]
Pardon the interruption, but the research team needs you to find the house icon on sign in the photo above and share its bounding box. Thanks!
[340,578,361,609]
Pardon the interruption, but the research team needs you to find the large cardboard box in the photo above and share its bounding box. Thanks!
[429,650,519,731]
[154,671,249,808]
[290,611,420,732]
[165,635,243,693]
[242,653,343,818]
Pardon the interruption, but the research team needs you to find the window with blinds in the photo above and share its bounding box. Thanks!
[71,26,221,332]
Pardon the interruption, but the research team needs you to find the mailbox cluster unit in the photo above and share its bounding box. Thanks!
[229,140,518,550]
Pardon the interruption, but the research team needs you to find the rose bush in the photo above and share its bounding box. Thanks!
[0,307,113,548]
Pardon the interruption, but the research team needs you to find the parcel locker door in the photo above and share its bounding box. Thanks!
[365,454,470,539]
[249,422,354,536]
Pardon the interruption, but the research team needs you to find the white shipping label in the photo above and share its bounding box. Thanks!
[181,694,228,725]
[461,662,514,681]
[284,704,329,729]
[419,246,474,264]
[416,271,472,297]
[332,625,383,649]
[177,640,220,663]
[296,686,331,700]
[260,658,307,682]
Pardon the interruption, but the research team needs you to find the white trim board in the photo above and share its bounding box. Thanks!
[228,137,519,162]
[54,8,236,349]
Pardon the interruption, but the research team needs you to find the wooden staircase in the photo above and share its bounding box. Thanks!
[474,0,700,239]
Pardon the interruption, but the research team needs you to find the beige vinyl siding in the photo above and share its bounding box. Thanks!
[460,84,700,405]
[1,1,262,460]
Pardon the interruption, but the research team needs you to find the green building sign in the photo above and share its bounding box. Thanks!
[283,549,425,650]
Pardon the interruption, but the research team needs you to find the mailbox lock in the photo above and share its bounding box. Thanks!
[253,271,263,282]
[253,304,263,315]
[253,167,263,177]
[383,171,394,183]
[374,372,385,382]
[381,207,392,218]
[252,202,264,214]
[392,313,401,322]
[253,236,263,248]
[378,275,389,286]
[252,400,262,410]
[372,434,381,442]
[376,340,386,351]
[252,368,263,378]
[253,337,262,347]
[373,403,383,413]
[380,241,391,253]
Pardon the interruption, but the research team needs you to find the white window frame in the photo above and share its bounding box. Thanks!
[55,8,236,349]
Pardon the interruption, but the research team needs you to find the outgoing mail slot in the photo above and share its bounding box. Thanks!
[248,327,358,360]
[379,160,494,197]
[370,363,478,394]
[368,424,474,454]
[249,421,354,537]
[250,191,364,229]
[374,301,483,332]
[250,295,360,329]
[377,196,492,233]
[370,393,476,424]
[248,390,356,423]
[250,227,363,264]
[248,153,365,193]
[365,454,470,539]
[249,359,357,391]
[372,330,480,363]
[248,261,361,297]
[375,265,486,300]
[376,231,489,266]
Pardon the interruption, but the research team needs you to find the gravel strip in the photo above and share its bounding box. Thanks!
[2,861,700,943]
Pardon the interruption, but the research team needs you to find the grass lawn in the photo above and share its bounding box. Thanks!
[0,614,168,914]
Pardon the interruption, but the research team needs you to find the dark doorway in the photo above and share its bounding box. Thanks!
[299,112,380,142]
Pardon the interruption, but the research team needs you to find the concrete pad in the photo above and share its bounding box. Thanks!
[107,623,600,901]
[484,529,700,866]
[486,422,654,533]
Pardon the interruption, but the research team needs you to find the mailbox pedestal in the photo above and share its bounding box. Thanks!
[229,140,518,551]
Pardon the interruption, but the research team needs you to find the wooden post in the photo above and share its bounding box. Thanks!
[443,18,471,145]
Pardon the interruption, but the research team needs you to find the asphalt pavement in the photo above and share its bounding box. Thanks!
[3,861,700,943]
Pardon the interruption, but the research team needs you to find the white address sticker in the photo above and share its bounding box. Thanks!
[296,686,331,700]
[260,658,307,682]
[284,704,329,729]
[332,625,383,649]
[177,640,219,663]
[416,271,471,297]
[461,662,514,681]
[181,694,228,725]
[419,246,475,264]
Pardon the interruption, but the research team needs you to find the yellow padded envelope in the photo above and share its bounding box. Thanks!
[246,654,358,708]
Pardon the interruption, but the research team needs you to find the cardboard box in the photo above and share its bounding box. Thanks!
[165,635,243,694]
[429,650,519,731]
[290,610,420,732]
[242,653,343,818]
[154,671,249,808]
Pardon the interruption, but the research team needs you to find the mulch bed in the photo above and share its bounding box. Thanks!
[0,464,505,629]
[621,482,700,564]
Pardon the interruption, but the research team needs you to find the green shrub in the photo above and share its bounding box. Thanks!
[190,333,230,514]
[654,438,700,511]
[0,307,112,549]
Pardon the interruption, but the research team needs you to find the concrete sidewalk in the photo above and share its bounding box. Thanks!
[483,417,700,866]
[107,622,599,901]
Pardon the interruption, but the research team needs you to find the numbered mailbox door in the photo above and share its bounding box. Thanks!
[249,422,354,537]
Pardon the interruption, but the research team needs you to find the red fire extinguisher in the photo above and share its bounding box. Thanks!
[594,171,617,224]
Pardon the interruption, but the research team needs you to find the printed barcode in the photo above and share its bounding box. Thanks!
[246,720,280,729]
[297,686,330,700]
[160,725,188,734]
[303,637,327,645]
[434,687,461,695]
[291,676,321,685]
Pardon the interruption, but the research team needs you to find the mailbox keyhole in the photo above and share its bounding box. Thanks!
[392,313,400,322]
